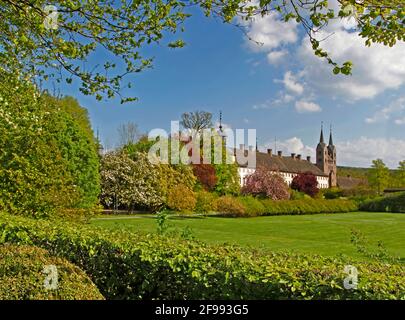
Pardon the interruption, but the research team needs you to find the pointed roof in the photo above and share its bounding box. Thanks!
[328,125,334,146]
[319,122,325,144]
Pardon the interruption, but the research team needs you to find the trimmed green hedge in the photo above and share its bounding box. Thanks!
[215,197,358,217]
[0,244,104,300]
[260,199,359,216]
[360,193,405,213]
[0,213,404,300]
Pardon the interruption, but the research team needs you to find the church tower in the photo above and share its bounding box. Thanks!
[316,123,337,187]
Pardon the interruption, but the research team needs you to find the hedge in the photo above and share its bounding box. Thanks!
[0,243,104,300]
[360,193,405,213]
[0,212,404,300]
[259,199,359,216]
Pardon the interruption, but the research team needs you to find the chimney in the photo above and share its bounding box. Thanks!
[267,149,272,156]
[297,154,301,160]
[239,144,244,150]
[291,153,296,159]
[248,146,253,152]
[307,156,311,162]
[277,151,282,157]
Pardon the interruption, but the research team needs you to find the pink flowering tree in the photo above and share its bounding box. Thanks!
[242,167,290,200]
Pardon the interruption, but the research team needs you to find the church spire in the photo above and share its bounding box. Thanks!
[219,111,223,132]
[329,124,334,146]
[319,122,325,144]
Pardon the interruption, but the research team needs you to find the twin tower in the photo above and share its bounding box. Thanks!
[316,125,337,187]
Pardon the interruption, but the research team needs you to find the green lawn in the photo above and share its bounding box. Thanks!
[91,212,405,261]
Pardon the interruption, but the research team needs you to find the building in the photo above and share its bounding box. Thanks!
[235,125,337,189]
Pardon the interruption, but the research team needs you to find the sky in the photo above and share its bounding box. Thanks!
[58,2,405,169]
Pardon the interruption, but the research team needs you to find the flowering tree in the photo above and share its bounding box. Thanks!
[242,167,290,200]
[100,151,165,211]
[291,172,319,197]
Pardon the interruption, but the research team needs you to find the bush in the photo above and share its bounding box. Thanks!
[0,244,103,300]
[167,184,196,212]
[259,199,358,216]
[215,196,246,217]
[239,196,266,217]
[291,172,319,197]
[192,164,217,191]
[290,190,310,200]
[0,213,403,300]
[323,187,344,199]
[242,167,290,200]
[195,191,218,213]
[359,193,405,213]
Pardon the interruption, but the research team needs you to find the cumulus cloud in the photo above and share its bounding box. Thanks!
[297,26,405,101]
[243,11,298,53]
[337,137,405,168]
[267,50,288,64]
[365,96,405,124]
[295,100,322,113]
[262,137,315,158]
[277,71,304,95]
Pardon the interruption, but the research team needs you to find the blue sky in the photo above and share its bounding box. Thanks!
[58,5,405,169]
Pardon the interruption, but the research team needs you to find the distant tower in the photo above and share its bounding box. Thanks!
[316,123,337,187]
[218,111,227,145]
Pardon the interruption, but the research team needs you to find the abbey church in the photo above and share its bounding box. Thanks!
[235,125,337,189]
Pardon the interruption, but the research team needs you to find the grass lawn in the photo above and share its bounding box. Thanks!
[91,212,405,261]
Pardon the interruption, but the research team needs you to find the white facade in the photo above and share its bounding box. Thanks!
[238,168,330,189]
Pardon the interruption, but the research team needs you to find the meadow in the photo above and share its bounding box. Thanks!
[91,212,405,261]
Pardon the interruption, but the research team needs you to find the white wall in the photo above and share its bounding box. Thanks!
[238,168,330,189]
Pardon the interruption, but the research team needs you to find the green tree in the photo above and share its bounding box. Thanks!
[395,160,405,187]
[1,1,403,102]
[367,159,390,194]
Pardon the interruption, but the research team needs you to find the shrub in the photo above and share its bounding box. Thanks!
[289,190,310,200]
[215,196,246,217]
[239,196,266,217]
[192,164,217,191]
[260,199,358,216]
[291,172,319,197]
[323,187,344,199]
[242,167,290,200]
[0,244,104,300]
[213,162,241,196]
[0,213,403,300]
[359,193,405,213]
[195,191,218,213]
[167,184,196,212]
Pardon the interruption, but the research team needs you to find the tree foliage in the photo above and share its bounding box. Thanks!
[2,1,401,101]
[291,172,319,197]
[0,71,99,217]
[193,164,217,191]
[180,111,213,134]
[242,167,290,200]
[367,159,390,194]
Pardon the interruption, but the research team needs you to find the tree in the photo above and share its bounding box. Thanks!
[291,172,319,197]
[242,167,290,200]
[1,1,402,102]
[193,164,217,191]
[0,71,99,217]
[180,111,213,134]
[117,122,141,147]
[395,160,405,187]
[367,159,390,194]
[100,151,165,211]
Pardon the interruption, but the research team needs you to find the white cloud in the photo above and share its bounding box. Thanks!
[277,71,304,95]
[267,50,288,64]
[298,27,405,101]
[295,100,322,113]
[337,137,405,168]
[395,118,405,125]
[263,137,315,158]
[243,12,298,53]
[365,96,405,124]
